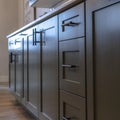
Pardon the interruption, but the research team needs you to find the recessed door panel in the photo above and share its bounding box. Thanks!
[27,29,40,116]
[39,16,58,120]
[93,3,120,120]
[15,39,24,97]
[60,91,86,120]
[60,38,85,97]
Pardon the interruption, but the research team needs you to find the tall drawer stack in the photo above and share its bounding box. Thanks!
[59,2,86,120]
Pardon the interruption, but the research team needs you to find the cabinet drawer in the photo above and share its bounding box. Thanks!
[59,38,85,97]
[60,91,86,120]
[59,3,84,41]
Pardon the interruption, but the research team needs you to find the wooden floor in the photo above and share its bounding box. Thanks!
[0,85,36,120]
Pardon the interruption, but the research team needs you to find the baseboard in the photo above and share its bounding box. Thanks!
[0,75,8,82]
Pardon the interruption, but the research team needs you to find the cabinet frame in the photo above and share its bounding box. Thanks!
[86,0,120,120]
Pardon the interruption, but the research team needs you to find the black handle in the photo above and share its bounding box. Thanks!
[10,52,15,63]
[20,33,28,36]
[62,64,77,68]
[62,21,80,31]
[9,42,14,46]
[34,28,37,45]
[34,28,43,45]
[33,29,35,45]
[63,116,71,120]
[10,53,13,63]
[15,40,21,45]
[15,38,21,45]
[62,21,80,27]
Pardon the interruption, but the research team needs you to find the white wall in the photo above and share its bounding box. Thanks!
[18,0,24,28]
[0,0,19,82]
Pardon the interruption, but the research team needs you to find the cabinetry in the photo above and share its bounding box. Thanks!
[59,3,86,120]
[86,0,120,120]
[38,16,58,120]
[8,1,86,120]
[15,37,24,99]
[8,37,16,93]
[24,26,40,116]
[8,34,24,102]
[8,15,59,119]
[8,0,120,120]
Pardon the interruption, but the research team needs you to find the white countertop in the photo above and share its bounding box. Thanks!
[7,0,83,38]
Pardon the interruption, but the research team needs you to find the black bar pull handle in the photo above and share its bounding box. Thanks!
[62,64,77,68]
[20,33,28,36]
[34,28,43,45]
[15,40,21,45]
[32,29,35,46]
[10,52,15,63]
[9,42,14,46]
[62,21,80,31]
[62,21,80,27]
[10,52,13,63]
[34,28,37,45]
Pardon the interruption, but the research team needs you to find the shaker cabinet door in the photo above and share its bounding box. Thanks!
[86,1,120,120]
[26,27,40,117]
[23,35,28,102]
[59,38,85,97]
[93,3,120,120]
[15,38,24,98]
[39,16,59,120]
[59,3,84,41]
[60,91,86,120]
[8,39,16,93]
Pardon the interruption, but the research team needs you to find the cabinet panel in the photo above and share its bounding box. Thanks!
[93,3,120,120]
[15,38,24,98]
[27,27,40,117]
[59,3,84,41]
[8,39,16,93]
[22,32,28,102]
[60,91,86,120]
[39,16,58,120]
[86,1,120,120]
[59,38,85,97]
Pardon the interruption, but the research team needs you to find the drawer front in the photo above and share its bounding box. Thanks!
[59,38,85,97]
[60,91,86,120]
[59,3,84,41]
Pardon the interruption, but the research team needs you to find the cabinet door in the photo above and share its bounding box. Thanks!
[60,91,86,120]
[59,38,85,97]
[23,34,28,102]
[27,27,40,117]
[15,38,24,98]
[39,16,58,120]
[8,39,16,93]
[59,3,84,41]
[86,1,120,120]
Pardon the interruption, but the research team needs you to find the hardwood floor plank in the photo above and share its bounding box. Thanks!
[0,86,36,120]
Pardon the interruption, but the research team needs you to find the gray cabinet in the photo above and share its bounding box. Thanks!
[8,38,16,93]
[15,38,24,98]
[60,91,86,120]
[8,2,85,120]
[7,1,120,120]
[59,2,86,120]
[39,16,59,120]
[22,31,28,103]
[59,38,85,97]
[86,0,120,120]
[26,27,40,117]
[59,3,84,41]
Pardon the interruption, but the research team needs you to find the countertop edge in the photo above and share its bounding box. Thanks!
[7,0,83,38]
